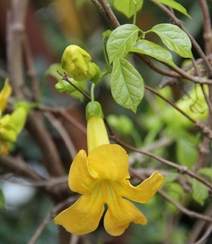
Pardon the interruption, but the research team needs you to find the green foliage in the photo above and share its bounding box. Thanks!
[176,138,198,169]
[107,24,139,63]
[110,58,144,112]
[198,167,212,179]
[131,39,176,66]
[0,189,5,208]
[152,0,191,18]
[107,114,133,134]
[149,24,193,58]
[45,63,88,101]
[192,179,209,206]
[113,0,143,18]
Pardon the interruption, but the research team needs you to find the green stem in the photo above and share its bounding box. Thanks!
[133,3,137,25]
[91,83,95,101]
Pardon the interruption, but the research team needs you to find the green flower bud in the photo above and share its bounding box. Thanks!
[86,101,104,121]
[61,45,101,83]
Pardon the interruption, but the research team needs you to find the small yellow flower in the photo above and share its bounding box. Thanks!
[54,102,164,236]
[0,79,12,116]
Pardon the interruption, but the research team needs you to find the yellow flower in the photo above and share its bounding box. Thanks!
[54,102,164,236]
[0,79,12,116]
[0,103,30,155]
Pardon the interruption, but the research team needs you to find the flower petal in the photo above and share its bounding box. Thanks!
[88,144,130,181]
[68,149,98,194]
[0,79,12,115]
[54,183,104,235]
[104,197,147,236]
[113,171,164,203]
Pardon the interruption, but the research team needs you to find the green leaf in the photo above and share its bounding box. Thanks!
[114,0,143,18]
[152,0,191,18]
[150,24,193,58]
[192,179,209,206]
[55,79,87,101]
[110,58,144,112]
[45,63,64,80]
[107,24,139,63]
[198,167,212,179]
[0,189,5,208]
[176,138,198,169]
[131,39,176,66]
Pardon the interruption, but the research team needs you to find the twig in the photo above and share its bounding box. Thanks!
[28,196,78,244]
[194,224,212,244]
[113,135,212,190]
[131,168,212,223]
[6,0,28,98]
[152,0,212,72]
[198,0,212,56]
[57,71,91,101]
[0,156,43,181]
[38,105,86,135]
[96,0,120,29]
[26,111,65,177]
[145,85,196,123]
[44,112,77,159]
[23,34,40,102]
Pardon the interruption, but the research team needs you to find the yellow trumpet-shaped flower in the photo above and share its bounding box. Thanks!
[0,101,30,156]
[54,102,164,236]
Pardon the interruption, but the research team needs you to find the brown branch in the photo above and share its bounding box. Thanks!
[0,155,43,181]
[113,136,212,191]
[98,0,120,29]
[58,71,91,101]
[152,0,212,72]
[198,0,212,56]
[6,0,28,98]
[44,112,77,159]
[131,168,212,223]
[26,111,65,177]
[23,34,40,102]
[28,196,78,244]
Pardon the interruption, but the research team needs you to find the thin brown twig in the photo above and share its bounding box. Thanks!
[44,112,77,159]
[152,0,212,72]
[28,196,78,244]
[194,224,212,244]
[198,0,212,56]
[113,135,212,191]
[57,71,91,101]
[23,34,40,102]
[131,168,212,223]
[0,156,43,181]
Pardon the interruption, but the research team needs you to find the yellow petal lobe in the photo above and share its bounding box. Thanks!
[114,171,164,203]
[54,182,104,235]
[68,149,98,194]
[0,79,12,115]
[88,144,130,181]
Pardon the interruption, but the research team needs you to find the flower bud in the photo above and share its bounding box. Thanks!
[61,45,101,83]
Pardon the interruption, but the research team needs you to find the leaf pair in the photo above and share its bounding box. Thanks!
[106,22,192,112]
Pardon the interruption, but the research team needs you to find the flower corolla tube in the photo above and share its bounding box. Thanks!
[54,101,164,236]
